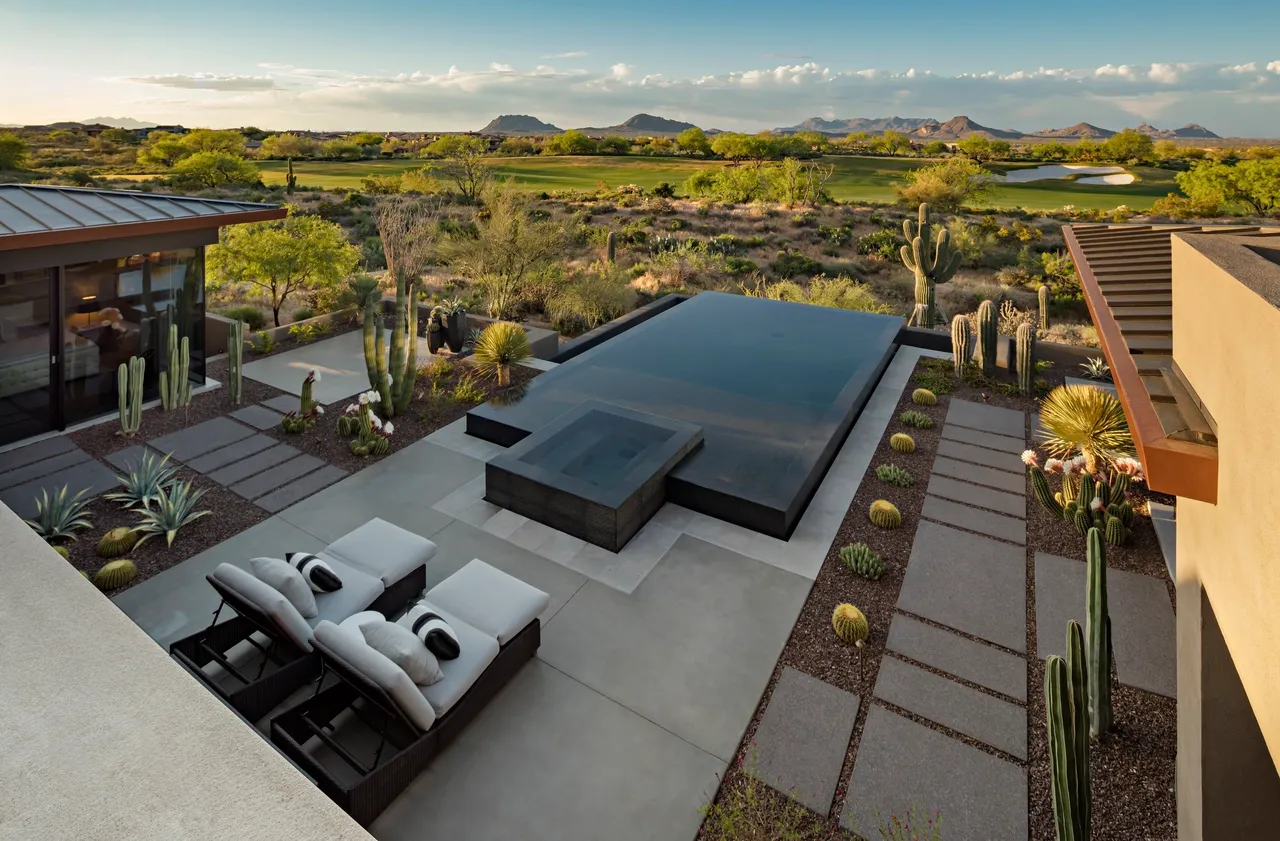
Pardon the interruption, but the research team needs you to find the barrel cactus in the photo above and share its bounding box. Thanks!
[889,433,916,454]
[911,388,936,406]
[53,545,70,560]
[96,527,138,559]
[1016,322,1036,396]
[839,543,885,581]
[93,559,137,591]
[898,410,934,429]
[875,464,914,488]
[951,314,972,377]
[976,300,997,376]
[869,500,902,529]
[832,603,870,645]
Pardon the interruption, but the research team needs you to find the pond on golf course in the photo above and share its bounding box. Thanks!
[999,164,1136,185]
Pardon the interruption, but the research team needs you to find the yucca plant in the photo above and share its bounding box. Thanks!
[472,321,531,386]
[129,480,211,548]
[104,450,179,510]
[1079,357,1111,381]
[25,485,94,542]
[1039,384,1134,475]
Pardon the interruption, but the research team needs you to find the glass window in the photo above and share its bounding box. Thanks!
[0,268,55,445]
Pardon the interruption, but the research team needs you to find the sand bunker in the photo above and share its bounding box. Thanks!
[1000,164,1134,185]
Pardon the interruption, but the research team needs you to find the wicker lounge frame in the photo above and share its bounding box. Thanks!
[270,618,541,826]
[170,565,426,723]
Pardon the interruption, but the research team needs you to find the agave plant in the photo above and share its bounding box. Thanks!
[472,321,530,386]
[129,480,211,548]
[104,450,179,510]
[1039,384,1134,474]
[1079,357,1112,381]
[25,485,94,542]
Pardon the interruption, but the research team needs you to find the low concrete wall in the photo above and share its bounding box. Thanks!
[0,503,372,841]
[411,303,562,360]
[205,312,234,356]
[551,294,689,363]
[258,309,358,343]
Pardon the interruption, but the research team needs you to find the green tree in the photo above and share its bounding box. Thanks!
[843,132,872,152]
[956,135,994,162]
[495,137,537,156]
[259,133,317,159]
[989,139,1012,159]
[172,151,261,188]
[137,131,190,167]
[543,130,597,156]
[1071,137,1102,162]
[1176,159,1280,216]
[674,127,712,157]
[788,131,831,154]
[180,129,246,156]
[348,132,385,148]
[100,127,138,146]
[0,132,30,170]
[875,130,912,157]
[48,129,78,144]
[1102,129,1155,164]
[319,138,363,160]
[922,140,949,156]
[1033,142,1071,161]
[894,157,992,212]
[207,211,360,326]
[1153,139,1180,160]
[425,135,491,200]
[711,132,752,161]
[598,135,631,155]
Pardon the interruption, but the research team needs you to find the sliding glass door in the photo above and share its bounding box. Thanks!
[0,268,56,446]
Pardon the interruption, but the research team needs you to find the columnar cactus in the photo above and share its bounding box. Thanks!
[1079,475,1095,509]
[832,604,870,645]
[606,230,617,264]
[976,300,997,376]
[1086,527,1114,738]
[900,203,961,328]
[951,314,972,377]
[1105,515,1129,547]
[281,370,323,433]
[1016,322,1036,396]
[159,324,190,412]
[227,320,244,406]
[1046,620,1091,841]
[1038,284,1050,331]
[116,356,144,437]
[1030,466,1064,518]
[1072,505,1092,535]
[285,157,297,194]
[362,272,418,417]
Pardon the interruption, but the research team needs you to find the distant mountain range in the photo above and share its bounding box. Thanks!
[478,114,563,135]
[776,115,1222,141]
[78,117,157,129]
[480,113,699,138]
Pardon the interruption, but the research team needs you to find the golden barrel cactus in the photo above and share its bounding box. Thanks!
[93,559,137,591]
[833,604,870,645]
[890,433,916,454]
[869,500,902,529]
[96,527,138,559]
[911,388,937,406]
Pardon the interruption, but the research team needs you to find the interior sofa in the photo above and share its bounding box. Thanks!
[270,559,550,826]
[170,518,434,722]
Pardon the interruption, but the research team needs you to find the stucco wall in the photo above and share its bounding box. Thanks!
[0,502,372,841]
[1171,236,1280,836]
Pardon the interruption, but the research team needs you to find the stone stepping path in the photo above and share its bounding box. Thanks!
[1034,552,1176,698]
[230,404,285,431]
[898,521,1027,652]
[841,706,1027,841]
[0,436,119,520]
[936,439,1024,474]
[150,417,257,462]
[887,615,1026,702]
[940,424,1025,454]
[926,474,1025,518]
[945,399,1025,438]
[262,393,305,414]
[874,657,1026,759]
[932,455,1024,495]
[749,667,859,814]
[921,496,1025,545]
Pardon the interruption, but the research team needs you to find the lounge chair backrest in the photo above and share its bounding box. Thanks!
[312,621,437,734]
[211,563,314,652]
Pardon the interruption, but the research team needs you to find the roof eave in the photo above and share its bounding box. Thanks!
[0,206,286,253]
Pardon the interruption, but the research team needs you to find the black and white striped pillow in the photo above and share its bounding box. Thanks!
[286,552,343,593]
[411,611,460,660]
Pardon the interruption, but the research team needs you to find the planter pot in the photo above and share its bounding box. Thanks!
[427,328,445,355]
[445,312,467,353]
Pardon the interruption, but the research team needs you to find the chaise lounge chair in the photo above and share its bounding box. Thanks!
[270,559,550,826]
[170,518,435,722]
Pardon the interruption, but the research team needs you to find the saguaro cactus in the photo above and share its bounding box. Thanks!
[116,356,144,437]
[159,324,190,412]
[1046,620,1091,841]
[1039,284,1050,331]
[227,320,244,405]
[900,202,961,328]
[950,314,971,377]
[285,157,297,194]
[362,272,418,418]
[606,230,617,264]
[976,300,997,376]
[1086,527,1114,738]
[1017,322,1036,395]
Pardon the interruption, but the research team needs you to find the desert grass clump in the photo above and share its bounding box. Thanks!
[911,388,937,406]
[869,499,902,529]
[472,321,531,386]
[452,373,487,404]
[1039,384,1134,473]
[25,486,93,543]
[890,433,916,454]
[898,409,934,429]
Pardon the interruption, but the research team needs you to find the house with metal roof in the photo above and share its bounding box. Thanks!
[0,184,284,446]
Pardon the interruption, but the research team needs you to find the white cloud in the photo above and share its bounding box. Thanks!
[122,73,278,91]
[610,63,632,80]
[1221,63,1258,74]
[1148,63,1183,84]
[490,63,513,73]
[1095,64,1137,78]
[543,51,587,59]
[1268,61,1280,74]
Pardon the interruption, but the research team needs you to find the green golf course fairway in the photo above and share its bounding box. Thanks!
[253,155,1177,211]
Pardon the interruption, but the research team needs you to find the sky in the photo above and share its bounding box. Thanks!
[3,0,1280,137]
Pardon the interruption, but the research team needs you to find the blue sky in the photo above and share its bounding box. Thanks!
[4,0,1280,135]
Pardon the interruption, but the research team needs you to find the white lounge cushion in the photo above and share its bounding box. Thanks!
[212,563,314,652]
[360,620,443,686]
[399,603,499,717]
[287,552,344,593]
[308,555,384,628]
[249,556,318,618]
[313,621,437,733]
[323,518,437,587]
[425,559,550,645]
[337,611,385,638]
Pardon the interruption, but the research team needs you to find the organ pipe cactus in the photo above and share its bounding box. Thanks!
[227,320,244,406]
[285,157,297,194]
[116,356,144,437]
[1038,284,1050,331]
[951,314,971,377]
[1030,466,1064,518]
[159,324,190,412]
[976,300,997,376]
[1016,322,1036,396]
[900,202,961,328]
[1086,527,1114,738]
[281,370,323,433]
[1046,619,1091,841]
[362,272,418,417]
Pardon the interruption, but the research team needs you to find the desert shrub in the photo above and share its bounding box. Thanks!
[361,236,387,270]
[706,235,748,256]
[819,224,854,246]
[641,242,726,289]
[291,307,316,323]
[724,256,759,275]
[856,229,904,260]
[894,157,993,211]
[546,261,634,335]
[651,181,676,198]
[361,174,402,195]
[743,275,893,314]
[790,211,817,227]
[768,250,824,279]
[997,299,1034,335]
[219,305,267,331]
